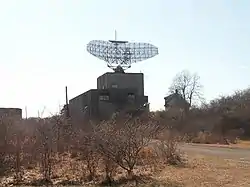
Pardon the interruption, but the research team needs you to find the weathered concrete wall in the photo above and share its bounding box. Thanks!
[97,72,144,96]
[69,90,95,124]
[69,88,148,122]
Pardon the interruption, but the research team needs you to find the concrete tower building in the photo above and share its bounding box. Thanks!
[69,70,148,122]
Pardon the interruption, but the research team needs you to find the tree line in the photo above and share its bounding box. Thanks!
[165,69,250,142]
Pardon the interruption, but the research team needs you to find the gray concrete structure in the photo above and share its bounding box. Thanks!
[0,108,22,120]
[69,88,148,122]
[69,70,148,123]
[97,72,144,96]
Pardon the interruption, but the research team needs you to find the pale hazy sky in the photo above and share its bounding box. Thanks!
[0,0,250,117]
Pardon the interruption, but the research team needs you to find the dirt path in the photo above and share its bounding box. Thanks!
[180,143,250,163]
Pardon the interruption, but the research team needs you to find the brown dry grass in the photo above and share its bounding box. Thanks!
[157,153,250,187]
[235,140,250,149]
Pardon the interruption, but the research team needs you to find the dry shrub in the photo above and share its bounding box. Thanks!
[0,117,29,183]
[100,157,118,185]
[72,130,100,181]
[0,117,16,176]
[138,146,157,161]
[81,146,100,181]
[0,115,70,186]
[1,111,186,186]
[36,120,55,183]
[156,130,184,166]
[94,113,161,180]
[190,130,242,145]
[225,129,244,144]
[191,131,222,144]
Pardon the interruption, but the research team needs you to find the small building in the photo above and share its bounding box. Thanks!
[164,90,190,118]
[0,108,22,142]
[0,108,22,120]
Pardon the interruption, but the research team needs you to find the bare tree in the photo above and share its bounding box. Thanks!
[169,70,203,106]
[36,119,54,182]
[12,129,24,182]
[94,114,160,179]
[157,131,183,165]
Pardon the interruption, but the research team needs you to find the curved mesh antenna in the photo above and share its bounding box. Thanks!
[87,40,158,71]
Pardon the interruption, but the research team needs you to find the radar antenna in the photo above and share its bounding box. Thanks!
[87,35,158,72]
[114,30,117,41]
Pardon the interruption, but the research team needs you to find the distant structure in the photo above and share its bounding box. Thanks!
[0,108,22,120]
[68,36,158,122]
[164,90,190,118]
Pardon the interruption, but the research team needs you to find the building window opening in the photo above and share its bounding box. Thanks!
[111,84,118,88]
[99,94,109,101]
[128,93,135,103]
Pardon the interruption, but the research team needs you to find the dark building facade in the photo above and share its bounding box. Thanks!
[69,71,148,122]
[0,108,22,120]
[164,90,190,119]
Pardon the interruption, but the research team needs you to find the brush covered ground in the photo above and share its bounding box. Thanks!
[1,151,250,187]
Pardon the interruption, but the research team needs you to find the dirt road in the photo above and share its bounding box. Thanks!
[180,143,250,163]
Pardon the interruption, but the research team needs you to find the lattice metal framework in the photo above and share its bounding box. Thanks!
[87,40,158,71]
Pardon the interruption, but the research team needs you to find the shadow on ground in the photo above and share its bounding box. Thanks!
[12,175,183,187]
[98,175,182,187]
